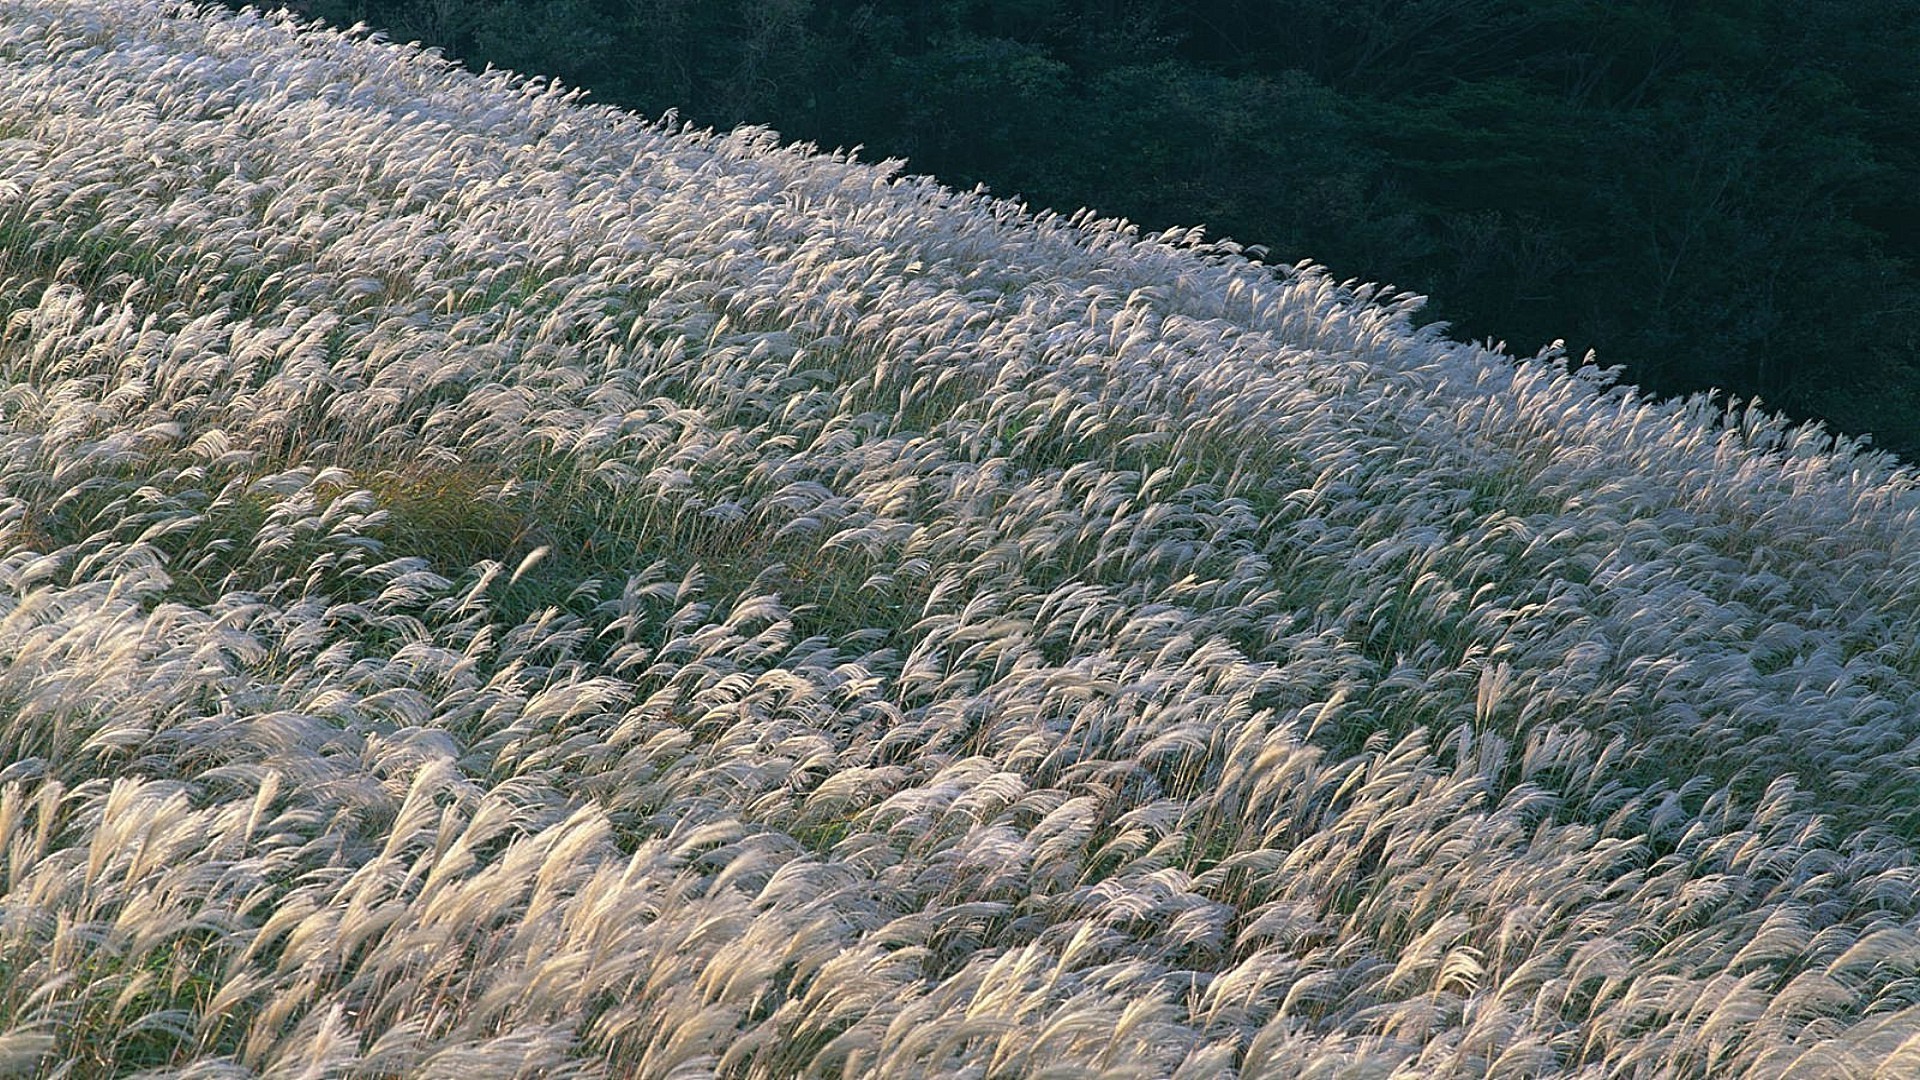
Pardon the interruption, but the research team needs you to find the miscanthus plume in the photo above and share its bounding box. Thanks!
[3,2,1920,1076]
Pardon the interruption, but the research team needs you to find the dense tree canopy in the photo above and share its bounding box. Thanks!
[261,0,1920,460]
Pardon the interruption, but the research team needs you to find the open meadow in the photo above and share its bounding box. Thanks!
[5,2,1920,1075]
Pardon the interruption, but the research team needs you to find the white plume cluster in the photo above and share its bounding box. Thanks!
[3,2,1920,1075]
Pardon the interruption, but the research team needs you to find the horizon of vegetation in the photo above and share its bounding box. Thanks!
[5,1,1920,1075]
[254,0,1920,465]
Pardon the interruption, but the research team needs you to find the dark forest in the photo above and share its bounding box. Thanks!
[258,0,1920,462]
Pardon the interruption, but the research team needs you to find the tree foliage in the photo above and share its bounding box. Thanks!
[266,0,1920,458]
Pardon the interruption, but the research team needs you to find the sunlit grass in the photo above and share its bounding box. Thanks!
[4,1,1920,1075]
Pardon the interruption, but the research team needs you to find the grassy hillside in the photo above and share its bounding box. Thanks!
[5,2,1920,1075]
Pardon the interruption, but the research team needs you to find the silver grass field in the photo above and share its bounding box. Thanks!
[3,2,1920,1076]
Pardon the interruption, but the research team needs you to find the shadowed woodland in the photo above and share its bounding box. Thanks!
[265,0,1920,461]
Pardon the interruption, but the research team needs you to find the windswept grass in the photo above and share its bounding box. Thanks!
[3,1,1920,1076]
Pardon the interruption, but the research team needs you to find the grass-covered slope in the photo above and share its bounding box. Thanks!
[5,2,1920,1075]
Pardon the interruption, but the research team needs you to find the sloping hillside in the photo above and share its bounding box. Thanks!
[4,2,1920,1075]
